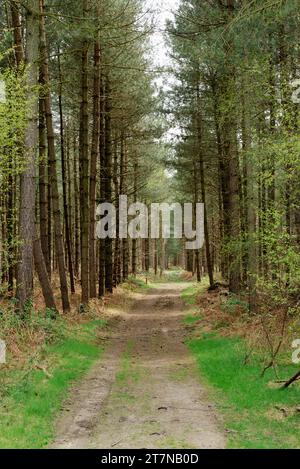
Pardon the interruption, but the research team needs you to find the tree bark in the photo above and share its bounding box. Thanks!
[222,0,241,293]
[9,1,24,293]
[79,0,90,304]
[196,85,214,287]
[38,87,50,277]
[57,48,75,294]
[131,153,138,277]
[89,41,100,298]
[242,70,257,312]
[98,74,106,297]
[73,130,80,278]
[104,76,113,293]
[113,138,120,287]
[33,228,57,311]
[40,0,70,312]
[121,137,129,281]
[10,1,24,68]
[16,0,39,311]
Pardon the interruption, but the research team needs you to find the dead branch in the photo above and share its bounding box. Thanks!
[282,370,300,389]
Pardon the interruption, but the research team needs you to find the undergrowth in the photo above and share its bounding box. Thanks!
[182,281,300,449]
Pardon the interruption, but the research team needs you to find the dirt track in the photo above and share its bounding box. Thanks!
[51,282,225,449]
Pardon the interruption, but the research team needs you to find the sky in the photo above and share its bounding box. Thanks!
[146,0,179,69]
[144,1,181,169]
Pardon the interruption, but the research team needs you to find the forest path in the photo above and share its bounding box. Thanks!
[51,282,225,449]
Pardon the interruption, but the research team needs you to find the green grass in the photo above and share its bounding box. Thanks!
[115,340,141,389]
[157,436,196,449]
[181,281,300,448]
[183,310,203,325]
[162,269,185,283]
[116,340,138,384]
[123,276,152,291]
[221,295,249,314]
[181,282,208,305]
[142,268,186,284]
[0,319,106,449]
[188,335,300,448]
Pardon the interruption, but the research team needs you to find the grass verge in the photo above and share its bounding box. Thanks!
[0,318,107,449]
[181,280,208,306]
[182,283,300,449]
[0,276,151,449]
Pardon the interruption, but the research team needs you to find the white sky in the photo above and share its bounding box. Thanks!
[146,0,179,69]
[145,0,181,148]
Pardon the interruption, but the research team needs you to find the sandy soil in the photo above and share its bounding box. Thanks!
[51,282,226,449]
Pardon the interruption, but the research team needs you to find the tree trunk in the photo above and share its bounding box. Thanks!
[10,1,24,67]
[38,89,50,277]
[145,235,150,272]
[121,138,129,281]
[57,48,75,294]
[222,0,241,293]
[119,133,125,283]
[192,151,201,283]
[16,0,39,311]
[154,239,158,275]
[196,85,214,287]
[242,70,257,312]
[9,1,24,294]
[73,131,80,278]
[89,41,100,298]
[131,153,138,277]
[79,1,90,304]
[33,228,56,311]
[212,82,227,279]
[104,76,113,293]
[98,74,106,297]
[113,138,120,287]
[40,0,70,312]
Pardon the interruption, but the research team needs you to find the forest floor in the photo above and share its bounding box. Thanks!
[51,280,226,449]
[182,282,300,449]
[2,272,300,449]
